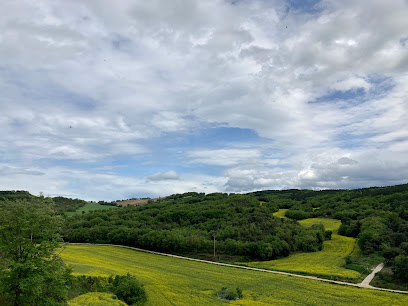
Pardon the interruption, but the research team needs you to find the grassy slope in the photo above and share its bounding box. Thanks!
[65,202,117,216]
[251,213,361,280]
[272,208,288,219]
[68,292,126,306]
[61,245,408,305]
[298,218,341,231]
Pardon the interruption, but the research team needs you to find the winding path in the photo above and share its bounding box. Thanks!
[67,243,408,294]
[359,262,385,287]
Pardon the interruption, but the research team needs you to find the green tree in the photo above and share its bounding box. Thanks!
[392,255,408,282]
[0,198,70,305]
[111,273,147,305]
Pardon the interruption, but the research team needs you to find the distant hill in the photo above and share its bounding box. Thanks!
[0,190,33,201]
[116,197,167,207]
[0,191,91,214]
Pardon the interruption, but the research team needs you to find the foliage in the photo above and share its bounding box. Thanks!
[242,217,362,280]
[371,269,408,291]
[53,197,88,213]
[67,274,147,305]
[64,202,118,216]
[61,244,408,305]
[255,184,408,283]
[392,255,408,281]
[216,287,243,300]
[111,273,147,305]
[0,190,32,202]
[0,198,70,305]
[67,275,110,298]
[63,193,328,260]
[285,209,313,220]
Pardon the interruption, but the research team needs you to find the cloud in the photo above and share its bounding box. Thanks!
[331,77,371,92]
[0,165,44,176]
[295,150,408,189]
[1,0,408,199]
[188,149,261,166]
[0,164,226,201]
[147,171,180,181]
[337,157,358,165]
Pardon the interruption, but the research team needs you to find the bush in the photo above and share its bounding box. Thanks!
[111,273,147,305]
[217,287,243,300]
[68,274,147,305]
[284,209,313,220]
[392,255,408,281]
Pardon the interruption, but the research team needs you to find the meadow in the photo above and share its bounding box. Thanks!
[64,202,117,216]
[249,212,363,280]
[272,208,288,219]
[61,244,408,305]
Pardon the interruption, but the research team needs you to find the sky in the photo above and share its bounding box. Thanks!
[1,0,408,201]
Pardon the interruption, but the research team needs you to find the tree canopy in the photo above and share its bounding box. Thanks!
[63,193,329,261]
[0,198,70,305]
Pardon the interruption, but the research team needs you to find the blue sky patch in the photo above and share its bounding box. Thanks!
[311,75,394,106]
[286,0,323,14]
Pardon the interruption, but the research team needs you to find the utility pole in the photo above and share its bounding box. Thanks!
[212,232,216,258]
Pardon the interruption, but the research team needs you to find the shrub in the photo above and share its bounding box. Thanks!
[217,287,243,300]
[111,273,147,305]
[392,255,408,281]
[68,274,147,305]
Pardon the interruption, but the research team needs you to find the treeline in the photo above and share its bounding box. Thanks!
[0,190,32,202]
[53,197,88,213]
[62,193,330,261]
[0,191,118,214]
[253,184,408,281]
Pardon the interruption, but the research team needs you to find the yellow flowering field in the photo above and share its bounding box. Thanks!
[298,217,341,232]
[272,208,288,219]
[61,245,407,305]
[68,292,126,306]
[244,215,361,280]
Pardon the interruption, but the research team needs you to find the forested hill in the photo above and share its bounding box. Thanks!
[0,191,89,214]
[62,193,330,261]
[0,190,32,201]
[251,183,408,204]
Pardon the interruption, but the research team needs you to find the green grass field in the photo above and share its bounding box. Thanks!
[244,234,360,280]
[273,208,288,219]
[65,203,117,216]
[68,292,126,306]
[298,217,341,232]
[248,213,361,280]
[61,245,408,305]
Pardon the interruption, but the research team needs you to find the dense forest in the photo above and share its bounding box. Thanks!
[62,193,330,261]
[0,191,113,214]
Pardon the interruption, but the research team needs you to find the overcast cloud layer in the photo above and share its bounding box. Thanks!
[1,0,408,200]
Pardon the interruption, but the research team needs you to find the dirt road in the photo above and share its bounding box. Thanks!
[360,262,385,287]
